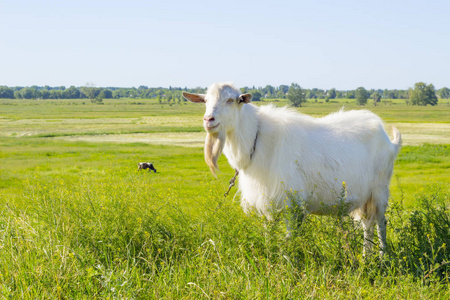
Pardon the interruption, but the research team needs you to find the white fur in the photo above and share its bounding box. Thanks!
[185,83,402,255]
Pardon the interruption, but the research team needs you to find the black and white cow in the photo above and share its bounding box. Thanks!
[138,162,157,173]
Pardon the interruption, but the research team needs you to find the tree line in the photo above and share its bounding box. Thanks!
[0,83,448,106]
[284,82,447,107]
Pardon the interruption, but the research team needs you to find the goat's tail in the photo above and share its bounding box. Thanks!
[391,126,402,156]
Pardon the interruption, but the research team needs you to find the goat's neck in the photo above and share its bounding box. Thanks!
[224,105,259,171]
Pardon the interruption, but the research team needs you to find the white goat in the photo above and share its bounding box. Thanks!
[183,82,402,254]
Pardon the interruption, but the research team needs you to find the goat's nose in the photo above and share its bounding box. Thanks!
[203,116,215,122]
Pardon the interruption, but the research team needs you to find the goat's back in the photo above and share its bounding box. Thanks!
[240,106,399,217]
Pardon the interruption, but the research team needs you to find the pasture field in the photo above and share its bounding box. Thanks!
[0,98,449,298]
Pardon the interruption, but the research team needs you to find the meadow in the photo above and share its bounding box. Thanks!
[0,97,449,298]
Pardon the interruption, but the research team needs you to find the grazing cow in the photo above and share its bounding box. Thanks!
[183,82,402,255]
[138,162,157,173]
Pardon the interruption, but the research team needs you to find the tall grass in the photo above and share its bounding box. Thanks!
[1,176,448,298]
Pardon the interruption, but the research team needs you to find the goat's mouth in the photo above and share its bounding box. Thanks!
[204,123,220,131]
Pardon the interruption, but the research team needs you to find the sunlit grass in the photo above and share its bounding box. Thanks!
[0,98,449,298]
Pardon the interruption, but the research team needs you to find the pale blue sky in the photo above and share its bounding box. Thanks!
[1,0,449,89]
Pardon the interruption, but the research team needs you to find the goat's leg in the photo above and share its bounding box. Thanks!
[375,188,389,256]
[361,219,375,256]
[377,214,387,256]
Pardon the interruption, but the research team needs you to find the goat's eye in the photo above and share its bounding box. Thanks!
[227,98,234,104]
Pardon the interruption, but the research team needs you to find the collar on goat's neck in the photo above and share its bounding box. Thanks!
[250,123,259,161]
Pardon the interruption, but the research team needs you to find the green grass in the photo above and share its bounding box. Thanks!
[0,98,449,298]
[0,98,205,119]
[268,98,450,122]
[392,144,450,206]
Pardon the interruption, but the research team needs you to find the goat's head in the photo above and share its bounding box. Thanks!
[182,82,252,175]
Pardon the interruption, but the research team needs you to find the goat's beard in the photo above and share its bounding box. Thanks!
[204,130,226,176]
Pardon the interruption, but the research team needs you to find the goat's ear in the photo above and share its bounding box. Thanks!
[238,93,252,104]
[182,92,206,103]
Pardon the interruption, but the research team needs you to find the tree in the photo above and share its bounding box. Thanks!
[276,90,285,98]
[98,89,112,99]
[305,89,315,99]
[0,87,14,98]
[279,85,289,94]
[438,87,450,99]
[49,90,63,99]
[251,90,262,102]
[63,86,81,99]
[264,85,275,97]
[81,83,97,99]
[41,90,51,99]
[287,83,305,107]
[328,88,336,99]
[355,87,368,105]
[409,82,438,106]
[425,84,438,106]
[347,91,355,99]
[240,87,248,94]
[19,88,37,99]
[372,92,381,106]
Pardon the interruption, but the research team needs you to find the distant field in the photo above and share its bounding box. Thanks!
[0,98,449,298]
[0,97,448,205]
[1,98,449,145]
